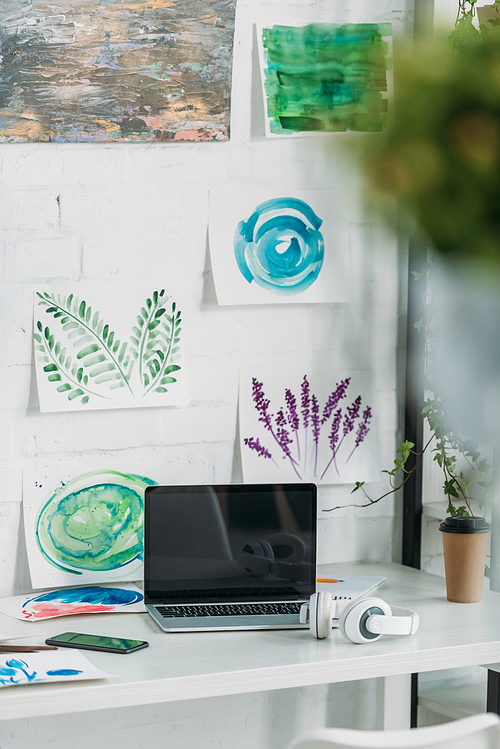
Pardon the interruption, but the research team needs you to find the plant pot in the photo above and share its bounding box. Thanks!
[439,516,490,603]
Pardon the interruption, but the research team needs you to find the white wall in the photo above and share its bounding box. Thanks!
[0,0,414,745]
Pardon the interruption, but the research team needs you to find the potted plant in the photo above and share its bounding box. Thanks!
[324,264,494,601]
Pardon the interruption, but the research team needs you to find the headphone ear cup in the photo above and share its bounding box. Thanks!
[339,597,392,644]
[239,538,275,576]
[310,591,332,639]
[265,533,306,563]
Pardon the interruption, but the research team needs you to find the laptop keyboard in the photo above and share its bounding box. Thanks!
[156,602,303,618]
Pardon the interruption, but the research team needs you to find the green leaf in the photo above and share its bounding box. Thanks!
[397,440,414,462]
[68,388,84,401]
[351,481,365,494]
[89,363,115,377]
[443,480,460,499]
[77,344,100,360]
[163,364,181,375]
[160,376,176,385]
[84,353,106,367]
[118,342,127,364]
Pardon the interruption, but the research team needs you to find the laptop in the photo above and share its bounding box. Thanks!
[144,483,317,632]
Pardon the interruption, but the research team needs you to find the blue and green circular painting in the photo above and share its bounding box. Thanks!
[35,470,156,576]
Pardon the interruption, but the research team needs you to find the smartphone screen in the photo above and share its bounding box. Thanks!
[45,632,149,654]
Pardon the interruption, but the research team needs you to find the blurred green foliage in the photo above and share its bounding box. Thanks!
[363,15,500,270]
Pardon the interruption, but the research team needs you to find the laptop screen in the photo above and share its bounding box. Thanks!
[144,483,317,604]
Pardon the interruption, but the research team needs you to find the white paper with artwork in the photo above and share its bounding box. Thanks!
[257,21,392,138]
[239,366,379,486]
[33,286,188,413]
[0,650,110,688]
[23,466,158,589]
[209,188,350,305]
[0,583,145,622]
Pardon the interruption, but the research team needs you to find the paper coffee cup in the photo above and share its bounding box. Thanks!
[440,516,489,603]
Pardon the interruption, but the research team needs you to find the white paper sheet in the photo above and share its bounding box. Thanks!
[256,21,392,138]
[23,467,156,588]
[209,188,350,305]
[0,583,145,621]
[0,649,110,688]
[33,286,188,413]
[239,365,379,485]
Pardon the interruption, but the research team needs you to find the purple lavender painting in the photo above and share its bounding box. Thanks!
[239,370,379,485]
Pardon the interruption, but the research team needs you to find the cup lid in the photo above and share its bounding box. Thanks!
[439,516,490,534]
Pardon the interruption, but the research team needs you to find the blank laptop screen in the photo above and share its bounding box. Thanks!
[144,483,317,604]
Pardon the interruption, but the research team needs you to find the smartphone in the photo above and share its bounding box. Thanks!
[45,631,149,654]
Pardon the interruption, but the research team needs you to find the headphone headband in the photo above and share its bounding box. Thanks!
[302,593,420,643]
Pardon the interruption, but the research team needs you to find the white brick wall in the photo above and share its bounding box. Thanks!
[0,0,414,744]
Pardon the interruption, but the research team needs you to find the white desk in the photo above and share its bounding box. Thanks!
[2,562,500,726]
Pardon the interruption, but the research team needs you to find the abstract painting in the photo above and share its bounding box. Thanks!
[0,583,145,621]
[34,287,188,412]
[209,188,350,305]
[23,468,157,588]
[239,366,379,485]
[0,650,109,687]
[0,0,237,143]
[258,22,391,136]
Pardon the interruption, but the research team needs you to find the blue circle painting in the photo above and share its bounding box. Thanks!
[234,197,324,295]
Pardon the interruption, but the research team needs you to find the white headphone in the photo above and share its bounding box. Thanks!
[300,591,419,643]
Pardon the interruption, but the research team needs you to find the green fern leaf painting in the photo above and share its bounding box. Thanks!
[33,288,188,412]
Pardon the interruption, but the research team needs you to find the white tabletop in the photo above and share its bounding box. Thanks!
[2,562,500,720]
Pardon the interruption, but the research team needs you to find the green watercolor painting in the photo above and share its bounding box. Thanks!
[261,23,392,135]
[33,289,184,411]
[34,470,156,578]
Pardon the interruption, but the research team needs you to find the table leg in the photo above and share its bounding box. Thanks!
[375,674,413,729]
[487,669,500,714]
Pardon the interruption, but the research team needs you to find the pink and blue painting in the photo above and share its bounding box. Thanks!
[0,0,236,142]
[0,584,145,621]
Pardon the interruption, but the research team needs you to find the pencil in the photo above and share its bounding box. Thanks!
[316,578,342,583]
